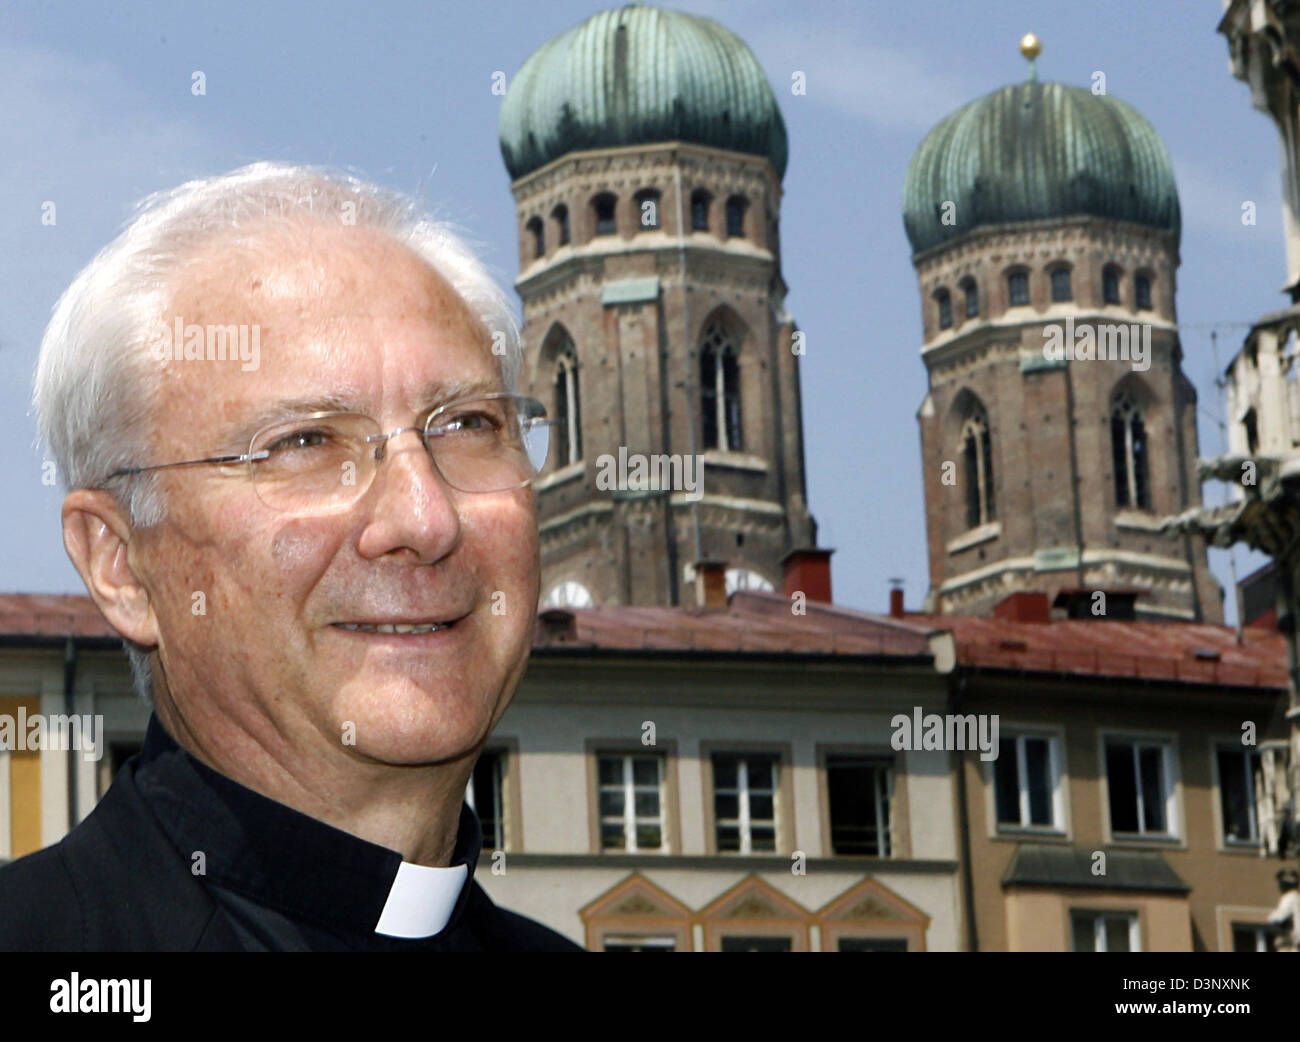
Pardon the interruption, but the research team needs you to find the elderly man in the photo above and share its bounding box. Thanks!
[0,163,583,951]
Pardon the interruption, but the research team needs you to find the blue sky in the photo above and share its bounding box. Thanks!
[0,0,1279,621]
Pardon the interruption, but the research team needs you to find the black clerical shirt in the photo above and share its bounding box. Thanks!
[130,715,582,952]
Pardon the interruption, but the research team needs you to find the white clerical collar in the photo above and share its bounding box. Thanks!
[374,860,469,938]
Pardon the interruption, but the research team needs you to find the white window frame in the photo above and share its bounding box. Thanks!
[1072,910,1141,952]
[1101,733,1180,841]
[713,753,779,854]
[993,731,1065,833]
[1213,742,1261,847]
[599,753,667,853]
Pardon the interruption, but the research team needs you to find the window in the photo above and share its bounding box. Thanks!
[1105,737,1175,837]
[690,189,711,232]
[839,937,909,952]
[593,193,617,236]
[1111,392,1150,510]
[1135,273,1153,310]
[604,936,676,952]
[725,195,747,238]
[597,754,666,852]
[526,216,544,259]
[468,749,506,850]
[960,409,995,529]
[1217,745,1260,844]
[1050,266,1072,302]
[712,753,778,853]
[1007,269,1030,306]
[700,320,742,452]
[993,733,1061,830]
[1232,924,1270,952]
[634,188,660,230]
[961,277,979,319]
[543,580,593,608]
[553,203,570,246]
[1071,910,1139,952]
[553,345,582,466]
[1102,265,1121,305]
[826,755,892,855]
[935,288,953,330]
[721,935,791,951]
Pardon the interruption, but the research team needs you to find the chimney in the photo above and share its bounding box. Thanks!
[993,591,1051,623]
[889,578,905,619]
[781,547,833,604]
[693,559,728,610]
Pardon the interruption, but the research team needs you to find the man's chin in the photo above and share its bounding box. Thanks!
[331,687,494,767]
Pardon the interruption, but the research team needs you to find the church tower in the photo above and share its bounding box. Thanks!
[499,4,819,608]
[903,38,1223,622]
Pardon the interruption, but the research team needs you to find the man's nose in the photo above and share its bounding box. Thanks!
[355,429,461,563]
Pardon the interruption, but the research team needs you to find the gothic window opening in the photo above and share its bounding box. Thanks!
[527,216,544,259]
[936,288,953,330]
[960,410,995,529]
[700,321,742,452]
[553,344,582,466]
[635,188,661,230]
[1135,272,1153,311]
[1007,269,1030,307]
[691,189,711,232]
[1103,265,1121,305]
[553,203,570,246]
[1111,392,1150,510]
[961,277,979,319]
[593,193,617,236]
[725,195,747,238]
[1050,266,1072,302]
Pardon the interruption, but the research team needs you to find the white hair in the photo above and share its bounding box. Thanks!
[32,162,523,706]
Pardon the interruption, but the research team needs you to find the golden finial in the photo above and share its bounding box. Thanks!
[1020,33,1040,81]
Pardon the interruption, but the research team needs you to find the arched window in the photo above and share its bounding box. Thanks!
[1244,407,1259,455]
[960,277,979,320]
[960,410,995,529]
[935,287,953,330]
[543,581,594,608]
[1111,392,1149,509]
[1135,272,1153,311]
[700,320,742,452]
[1102,265,1121,305]
[691,189,711,232]
[553,203,570,246]
[593,193,617,236]
[634,188,661,230]
[526,216,544,259]
[553,343,582,466]
[1050,266,1072,302]
[725,195,747,238]
[1007,269,1030,307]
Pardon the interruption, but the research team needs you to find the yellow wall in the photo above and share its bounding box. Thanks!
[1006,887,1192,952]
[1,697,43,858]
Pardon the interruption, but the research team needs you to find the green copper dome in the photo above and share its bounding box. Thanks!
[499,4,788,180]
[902,80,1180,254]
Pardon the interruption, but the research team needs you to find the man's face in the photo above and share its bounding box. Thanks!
[132,222,539,770]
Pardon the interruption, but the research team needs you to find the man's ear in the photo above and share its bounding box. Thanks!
[62,489,159,648]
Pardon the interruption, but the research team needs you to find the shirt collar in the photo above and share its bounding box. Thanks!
[133,714,481,939]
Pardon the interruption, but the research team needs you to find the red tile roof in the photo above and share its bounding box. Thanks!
[903,611,1286,689]
[0,591,1286,688]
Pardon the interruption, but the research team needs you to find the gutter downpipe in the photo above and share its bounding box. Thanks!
[949,669,979,952]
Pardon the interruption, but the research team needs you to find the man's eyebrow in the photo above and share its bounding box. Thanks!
[227,379,505,443]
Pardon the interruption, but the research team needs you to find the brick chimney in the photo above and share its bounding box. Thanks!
[993,591,1050,623]
[781,547,833,604]
[694,559,728,610]
[889,581,905,618]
